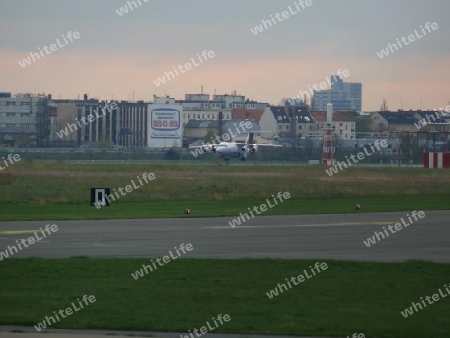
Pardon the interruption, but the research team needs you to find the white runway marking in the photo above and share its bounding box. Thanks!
[0,237,52,243]
[94,244,135,248]
[206,222,394,229]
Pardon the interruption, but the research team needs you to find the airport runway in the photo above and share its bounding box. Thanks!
[0,210,449,262]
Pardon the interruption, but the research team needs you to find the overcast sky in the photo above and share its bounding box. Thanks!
[1,0,449,111]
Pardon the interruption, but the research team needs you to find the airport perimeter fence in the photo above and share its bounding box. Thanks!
[2,131,449,165]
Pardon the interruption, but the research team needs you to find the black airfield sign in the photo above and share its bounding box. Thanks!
[90,188,110,207]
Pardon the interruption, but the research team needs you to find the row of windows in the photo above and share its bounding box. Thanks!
[186,114,231,120]
[3,113,33,117]
[339,131,353,138]
[2,101,37,106]
[318,123,353,128]
[3,123,32,128]
[277,123,356,131]
[186,103,255,109]
[278,125,315,130]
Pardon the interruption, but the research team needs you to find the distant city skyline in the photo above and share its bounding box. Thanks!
[1,0,449,111]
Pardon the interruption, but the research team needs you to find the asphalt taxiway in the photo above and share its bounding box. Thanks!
[0,210,448,262]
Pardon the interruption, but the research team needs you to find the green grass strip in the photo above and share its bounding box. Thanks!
[1,195,449,221]
[0,258,449,338]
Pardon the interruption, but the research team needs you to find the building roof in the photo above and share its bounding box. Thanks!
[184,119,259,131]
[270,106,315,124]
[184,120,216,128]
[311,112,355,122]
[378,111,419,125]
[416,111,447,124]
[231,109,265,121]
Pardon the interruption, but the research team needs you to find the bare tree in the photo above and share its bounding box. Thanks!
[380,98,389,111]
[280,98,288,106]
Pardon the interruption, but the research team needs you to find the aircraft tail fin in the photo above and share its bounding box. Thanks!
[246,132,254,146]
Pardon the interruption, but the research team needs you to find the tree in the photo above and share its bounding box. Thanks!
[15,132,30,147]
[355,117,372,133]
[204,128,218,143]
[278,131,289,138]
[281,98,305,107]
[380,98,389,111]
[164,148,181,160]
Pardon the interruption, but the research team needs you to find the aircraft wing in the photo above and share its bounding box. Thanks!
[188,144,216,153]
[254,144,283,147]
[189,145,212,149]
[235,143,282,147]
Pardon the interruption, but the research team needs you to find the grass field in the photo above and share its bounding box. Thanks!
[0,258,449,338]
[1,162,449,338]
[1,162,450,220]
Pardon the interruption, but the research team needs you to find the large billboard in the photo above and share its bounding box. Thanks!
[147,104,183,148]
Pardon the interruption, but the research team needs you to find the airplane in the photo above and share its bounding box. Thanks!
[190,132,282,162]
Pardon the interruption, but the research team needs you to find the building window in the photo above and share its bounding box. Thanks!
[21,124,30,129]
[21,102,31,106]
[6,124,15,128]
[21,113,30,117]
[6,113,15,117]
[187,114,190,119]
[6,102,16,106]
[278,125,282,130]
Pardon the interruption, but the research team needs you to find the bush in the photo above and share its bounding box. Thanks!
[164,148,181,160]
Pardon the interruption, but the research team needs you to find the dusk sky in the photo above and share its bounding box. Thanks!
[1,0,449,111]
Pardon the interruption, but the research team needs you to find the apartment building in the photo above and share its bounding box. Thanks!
[178,94,267,124]
[0,92,53,146]
[311,112,356,139]
[312,75,362,112]
[259,106,316,138]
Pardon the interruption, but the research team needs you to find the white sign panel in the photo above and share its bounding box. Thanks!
[147,104,183,148]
